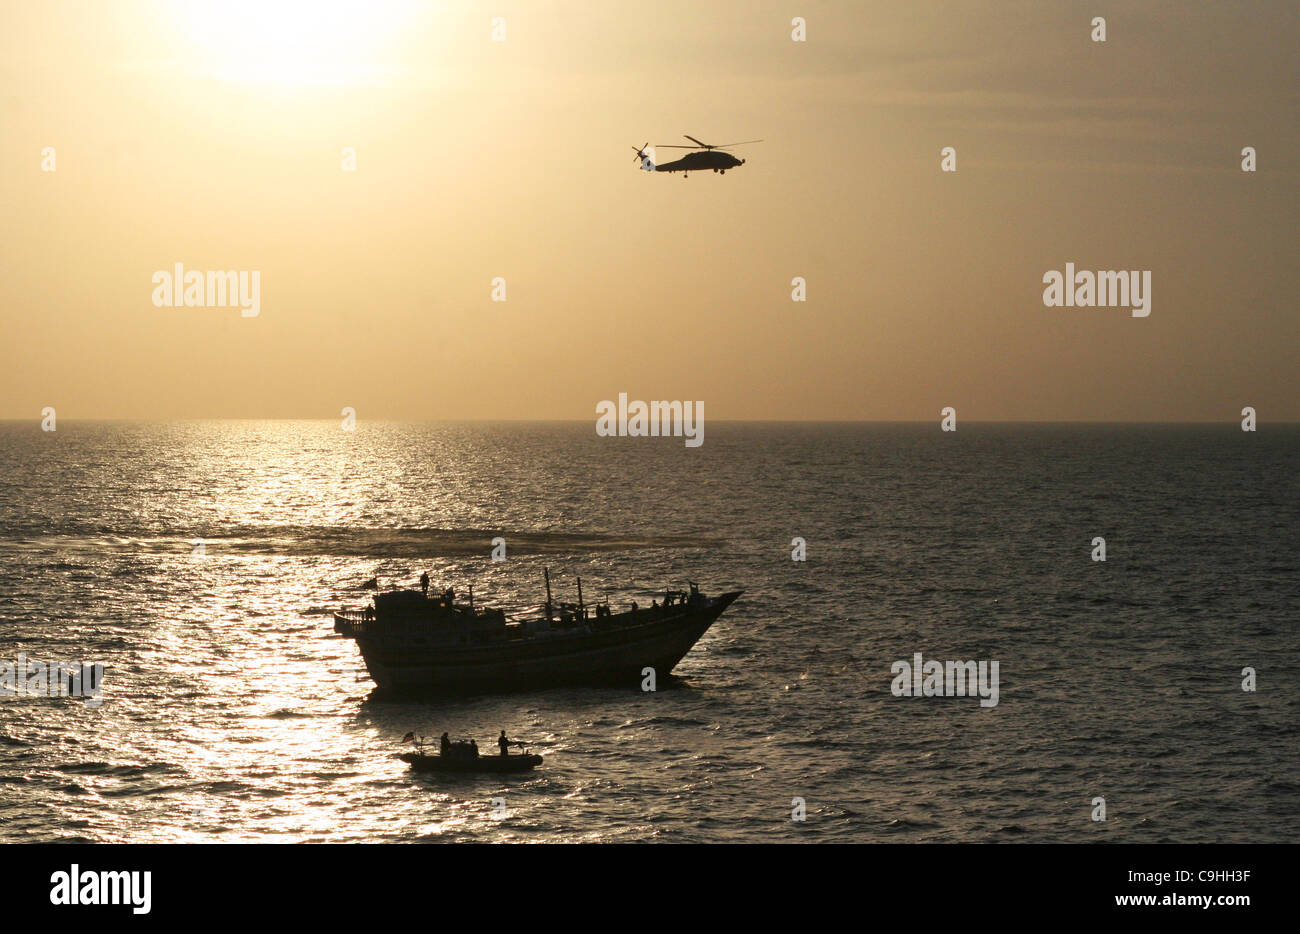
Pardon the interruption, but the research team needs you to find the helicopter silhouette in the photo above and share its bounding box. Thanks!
[633,135,763,176]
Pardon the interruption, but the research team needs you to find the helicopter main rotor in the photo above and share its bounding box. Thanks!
[656,135,764,152]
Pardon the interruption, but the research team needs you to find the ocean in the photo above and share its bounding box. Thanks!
[1,420,1296,842]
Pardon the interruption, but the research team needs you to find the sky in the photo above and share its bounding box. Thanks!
[1,0,1296,420]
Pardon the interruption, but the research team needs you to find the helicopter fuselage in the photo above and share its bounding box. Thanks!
[655,150,744,173]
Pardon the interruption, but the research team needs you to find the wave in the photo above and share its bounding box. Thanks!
[0,526,725,559]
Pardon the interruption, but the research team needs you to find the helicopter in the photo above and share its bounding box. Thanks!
[632,135,763,177]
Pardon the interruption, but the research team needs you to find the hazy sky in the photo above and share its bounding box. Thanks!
[2,0,1296,420]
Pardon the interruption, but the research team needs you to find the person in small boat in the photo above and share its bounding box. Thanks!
[420,572,429,597]
[440,732,450,756]
[469,739,478,759]
[498,730,511,756]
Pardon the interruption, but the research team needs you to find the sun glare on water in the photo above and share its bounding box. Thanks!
[170,0,421,85]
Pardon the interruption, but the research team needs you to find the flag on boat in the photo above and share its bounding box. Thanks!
[400,732,416,744]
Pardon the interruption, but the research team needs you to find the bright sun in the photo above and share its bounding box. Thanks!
[172,0,419,85]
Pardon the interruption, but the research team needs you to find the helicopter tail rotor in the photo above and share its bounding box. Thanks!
[632,142,654,171]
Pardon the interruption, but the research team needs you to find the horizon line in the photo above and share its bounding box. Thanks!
[2,417,1293,426]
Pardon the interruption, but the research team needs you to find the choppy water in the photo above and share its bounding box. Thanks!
[0,420,1296,842]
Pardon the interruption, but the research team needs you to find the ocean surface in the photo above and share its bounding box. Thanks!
[0,420,1296,843]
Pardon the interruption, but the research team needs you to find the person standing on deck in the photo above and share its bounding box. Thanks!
[420,572,429,597]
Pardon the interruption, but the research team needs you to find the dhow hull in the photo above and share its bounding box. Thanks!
[350,592,740,696]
